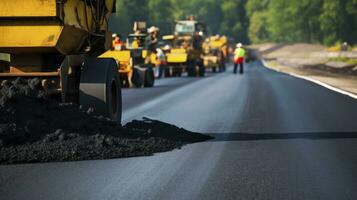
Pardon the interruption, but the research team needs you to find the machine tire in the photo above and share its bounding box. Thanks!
[131,66,145,88]
[144,66,155,87]
[79,58,122,124]
[121,74,130,88]
[187,61,196,77]
[164,68,171,77]
[198,61,205,77]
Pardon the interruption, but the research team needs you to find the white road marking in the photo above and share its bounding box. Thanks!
[262,60,357,100]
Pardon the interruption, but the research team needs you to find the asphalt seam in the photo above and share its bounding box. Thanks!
[262,60,357,100]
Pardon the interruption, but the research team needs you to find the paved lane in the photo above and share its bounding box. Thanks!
[1,61,357,200]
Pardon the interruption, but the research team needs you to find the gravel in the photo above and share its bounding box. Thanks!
[0,78,213,165]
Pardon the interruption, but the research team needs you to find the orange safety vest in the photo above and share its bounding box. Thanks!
[113,40,123,51]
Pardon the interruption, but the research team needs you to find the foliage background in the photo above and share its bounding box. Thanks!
[109,0,357,45]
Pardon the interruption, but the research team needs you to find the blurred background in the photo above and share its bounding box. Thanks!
[110,0,357,46]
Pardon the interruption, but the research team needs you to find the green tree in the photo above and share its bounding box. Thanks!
[220,0,249,43]
[267,0,323,43]
[246,0,270,43]
[110,0,149,36]
[148,0,175,35]
[344,0,357,44]
[319,0,344,45]
[248,11,270,43]
[108,0,357,45]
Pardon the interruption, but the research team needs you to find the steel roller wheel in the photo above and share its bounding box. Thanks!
[79,58,122,124]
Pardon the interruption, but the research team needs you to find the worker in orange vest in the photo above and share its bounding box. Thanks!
[233,43,245,74]
[112,34,124,51]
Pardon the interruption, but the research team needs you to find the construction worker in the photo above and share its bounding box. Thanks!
[233,43,245,74]
[145,26,159,64]
[156,48,166,78]
[146,26,159,52]
[112,34,124,51]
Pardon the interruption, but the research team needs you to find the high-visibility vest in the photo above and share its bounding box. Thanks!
[234,48,245,59]
[234,48,245,64]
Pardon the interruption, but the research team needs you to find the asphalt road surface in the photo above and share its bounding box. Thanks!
[1,61,357,200]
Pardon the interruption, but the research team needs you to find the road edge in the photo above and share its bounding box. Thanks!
[262,60,357,100]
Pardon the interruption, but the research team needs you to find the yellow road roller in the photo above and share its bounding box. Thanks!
[202,35,228,72]
[0,0,121,123]
[163,17,206,77]
[100,22,156,88]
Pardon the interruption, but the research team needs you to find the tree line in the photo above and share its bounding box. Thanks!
[109,0,357,45]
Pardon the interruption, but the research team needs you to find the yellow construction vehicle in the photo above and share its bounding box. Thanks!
[202,35,228,72]
[0,0,121,122]
[163,16,206,77]
[100,22,155,88]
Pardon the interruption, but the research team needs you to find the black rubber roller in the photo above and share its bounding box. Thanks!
[79,58,122,124]
[131,66,145,88]
[144,66,155,87]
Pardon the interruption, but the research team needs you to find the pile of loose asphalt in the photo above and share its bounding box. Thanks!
[0,78,213,164]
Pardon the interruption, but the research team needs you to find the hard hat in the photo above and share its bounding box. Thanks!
[112,33,117,38]
[236,43,243,48]
[163,45,171,51]
[148,26,159,33]
[199,31,204,36]
[148,26,156,33]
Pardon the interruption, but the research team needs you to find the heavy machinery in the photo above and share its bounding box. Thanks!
[0,0,121,123]
[100,21,155,88]
[202,35,228,72]
[163,16,206,77]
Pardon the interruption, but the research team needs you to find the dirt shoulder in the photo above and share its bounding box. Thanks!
[264,60,357,95]
[250,43,357,75]
[249,43,357,96]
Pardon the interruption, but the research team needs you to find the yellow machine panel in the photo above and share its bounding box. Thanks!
[208,36,228,49]
[171,49,186,54]
[142,50,157,64]
[167,52,188,63]
[0,0,57,17]
[203,56,218,67]
[100,50,131,73]
[210,40,225,48]
[0,0,115,55]
[100,50,131,62]
[0,26,62,48]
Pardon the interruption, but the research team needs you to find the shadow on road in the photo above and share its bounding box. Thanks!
[209,132,357,142]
